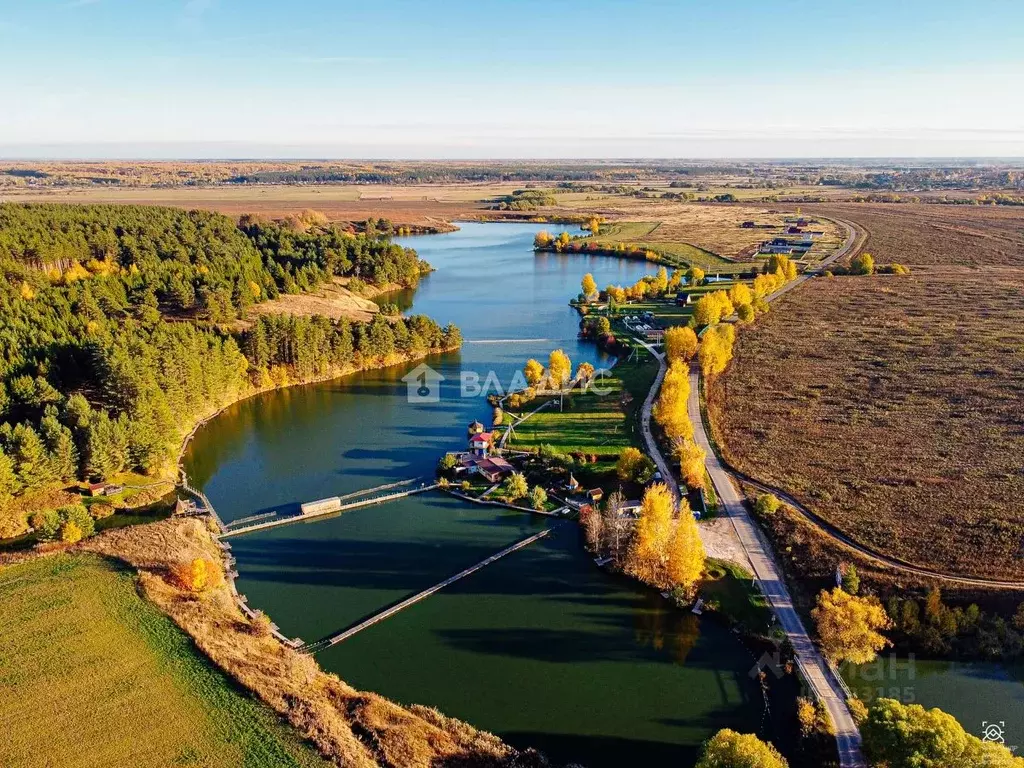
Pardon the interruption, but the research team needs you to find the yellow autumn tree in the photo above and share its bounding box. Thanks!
[653,266,669,295]
[698,324,736,377]
[728,282,752,308]
[548,349,572,389]
[677,439,707,489]
[587,217,601,235]
[581,273,598,299]
[523,359,544,387]
[653,361,693,442]
[534,230,553,249]
[664,326,698,363]
[174,557,223,593]
[812,587,893,665]
[626,483,675,587]
[696,730,788,768]
[576,361,595,382]
[666,500,705,596]
[60,520,83,544]
[685,266,705,286]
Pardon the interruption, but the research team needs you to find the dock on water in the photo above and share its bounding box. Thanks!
[302,524,559,653]
[219,481,440,539]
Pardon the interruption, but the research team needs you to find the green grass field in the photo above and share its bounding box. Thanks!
[701,559,772,633]
[0,555,329,768]
[583,221,753,273]
[506,347,657,457]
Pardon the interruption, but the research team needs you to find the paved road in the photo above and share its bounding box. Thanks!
[635,340,680,500]
[639,217,868,767]
[687,360,865,766]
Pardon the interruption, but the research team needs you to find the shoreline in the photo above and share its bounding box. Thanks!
[175,343,461,485]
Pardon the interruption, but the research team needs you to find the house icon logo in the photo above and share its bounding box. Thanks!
[401,363,445,403]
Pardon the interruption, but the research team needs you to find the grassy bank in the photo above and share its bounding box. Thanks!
[504,345,657,458]
[0,554,330,768]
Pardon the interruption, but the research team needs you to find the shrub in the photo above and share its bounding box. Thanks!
[754,493,781,517]
[737,303,755,323]
[851,252,875,275]
[173,557,223,593]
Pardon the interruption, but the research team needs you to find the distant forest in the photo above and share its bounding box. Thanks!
[0,204,459,534]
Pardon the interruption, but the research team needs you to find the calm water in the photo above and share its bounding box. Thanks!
[185,223,767,766]
[844,656,1024,742]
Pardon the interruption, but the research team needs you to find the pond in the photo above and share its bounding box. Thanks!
[185,222,768,766]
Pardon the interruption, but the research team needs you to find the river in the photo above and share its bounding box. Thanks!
[184,222,769,767]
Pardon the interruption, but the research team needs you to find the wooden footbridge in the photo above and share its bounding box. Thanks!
[301,524,560,653]
[219,478,439,539]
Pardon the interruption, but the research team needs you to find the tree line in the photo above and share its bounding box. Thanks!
[0,204,458,537]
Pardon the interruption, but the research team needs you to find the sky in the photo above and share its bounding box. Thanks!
[1,0,1022,159]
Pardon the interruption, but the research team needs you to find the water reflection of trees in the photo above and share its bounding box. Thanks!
[632,594,701,665]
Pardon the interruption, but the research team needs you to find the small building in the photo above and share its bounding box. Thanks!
[87,482,107,497]
[586,488,604,503]
[740,220,755,228]
[469,431,493,457]
[467,420,485,436]
[566,473,580,492]
[618,499,643,518]
[173,497,196,516]
[300,497,342,516]
[103,484,124,496]
[675,293,693,306]
[475,457,513,483]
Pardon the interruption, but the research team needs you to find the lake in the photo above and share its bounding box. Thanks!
[185,222,768,766]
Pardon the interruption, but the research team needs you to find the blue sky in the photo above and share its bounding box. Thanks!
[1,0,1022,158]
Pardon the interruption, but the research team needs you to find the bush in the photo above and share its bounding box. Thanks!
[172,557,224,593]
[33,504,95,541]
[754,493,781,517]
[850,252,875,275]
[737,303,755,323]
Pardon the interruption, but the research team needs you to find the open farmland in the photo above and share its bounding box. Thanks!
[0,183,501,226]
[807,202,1024,268]
[0,554,329,768]
[569,198,846,262]
[708,267,1024,580]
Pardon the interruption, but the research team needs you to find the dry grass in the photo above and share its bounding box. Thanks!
[0,185,494,227]
[708,268,1024,579]
[806,203,1024,269]
[563,199,845,261]
[248,278,385,323]
[78,518,537,768]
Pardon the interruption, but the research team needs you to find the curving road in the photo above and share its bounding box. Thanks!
[687,359,865,766]
[637,217,868,767]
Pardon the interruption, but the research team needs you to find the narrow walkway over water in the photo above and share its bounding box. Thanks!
[302,525,559,653]
[220,480,439,539]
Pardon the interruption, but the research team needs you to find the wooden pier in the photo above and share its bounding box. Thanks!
[181,477,227,533]
[219,482,440,539]
[302,525,558,653]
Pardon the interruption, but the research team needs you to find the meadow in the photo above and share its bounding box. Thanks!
[0,554,330,768]
[708,260,1024,580]
[506,345,657,457]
